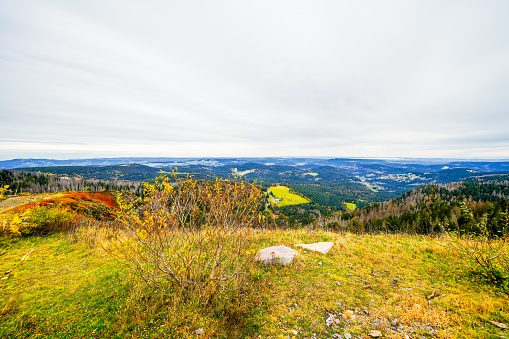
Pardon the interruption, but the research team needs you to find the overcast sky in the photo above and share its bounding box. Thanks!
[1,1,509,160]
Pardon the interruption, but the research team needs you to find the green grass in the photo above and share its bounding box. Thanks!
[0,233,260,338]
[0,233,130,338]
[268,186,311,207]
[345,202,357,211]
[304,173,319,177]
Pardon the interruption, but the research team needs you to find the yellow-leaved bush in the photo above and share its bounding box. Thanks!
[110,174,266,302]
[1,205,77,237]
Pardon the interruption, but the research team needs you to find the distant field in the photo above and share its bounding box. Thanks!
[236,169,255,176]
[268,186,310,206]
[304,172,319,176]
[345,202,357,211]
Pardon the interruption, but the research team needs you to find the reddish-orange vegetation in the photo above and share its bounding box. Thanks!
[61,192,118,210]
[13,191,119,220]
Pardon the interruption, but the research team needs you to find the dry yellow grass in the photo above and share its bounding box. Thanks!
[250,230,509,338]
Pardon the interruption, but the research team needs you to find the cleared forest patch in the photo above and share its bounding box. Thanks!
[268,186,311,207]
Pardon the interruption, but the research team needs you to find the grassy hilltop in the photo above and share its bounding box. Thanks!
[1,182,508,338]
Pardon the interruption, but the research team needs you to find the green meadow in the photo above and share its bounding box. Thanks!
[268,186,311,207]
[345,202,357,211]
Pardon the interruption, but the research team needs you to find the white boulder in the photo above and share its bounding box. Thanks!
[255,245,298,265]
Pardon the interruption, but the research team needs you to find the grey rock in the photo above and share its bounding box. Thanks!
[193,328,203,335]
[344,333,352,339]
[255,245,298,265]
[295,242,334,254]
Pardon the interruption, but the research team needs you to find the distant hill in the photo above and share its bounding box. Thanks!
[3,157,508,204]
[422,168,484,182]
[17,164,161,181]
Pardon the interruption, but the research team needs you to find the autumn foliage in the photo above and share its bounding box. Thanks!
[110,174,265,302]
[1,191,119,236]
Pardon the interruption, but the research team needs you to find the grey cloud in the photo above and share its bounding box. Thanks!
[1,0,509,159]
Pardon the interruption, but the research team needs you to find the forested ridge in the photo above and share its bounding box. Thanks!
[18,163,160,181]
[2,167,509,236]
[326,177,509,235]
[0,169,143,195]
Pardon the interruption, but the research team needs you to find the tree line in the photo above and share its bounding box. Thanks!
[0,169,143,196]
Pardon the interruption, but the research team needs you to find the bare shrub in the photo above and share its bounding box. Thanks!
[448,202,509,289]
[109,174,265,301]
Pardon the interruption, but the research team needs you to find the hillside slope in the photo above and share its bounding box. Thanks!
[1,230,508,338]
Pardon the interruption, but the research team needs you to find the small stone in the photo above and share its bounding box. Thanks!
[326,314,335,327]
[368,330,382,337]
[344,333,352,339]
[334,318,340,324]
[318,261,323,265]
[331,334,343,339]
[363,309,370,315]
[491,320,508,329]
[335,281,341,286]
[194,328,204,335]
[390,319,399,327]
[334,301,342,306]
[343,310,356,320]
[292,329,298,335]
